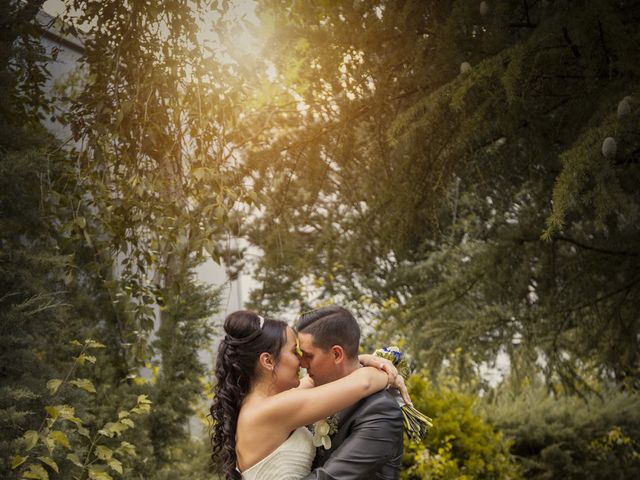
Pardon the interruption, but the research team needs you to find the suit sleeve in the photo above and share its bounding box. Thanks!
[301,394,403,480]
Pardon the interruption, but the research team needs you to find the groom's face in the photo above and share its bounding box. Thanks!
[298,332,341,386]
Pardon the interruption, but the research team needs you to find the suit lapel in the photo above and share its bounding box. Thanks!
[313,397,367,467]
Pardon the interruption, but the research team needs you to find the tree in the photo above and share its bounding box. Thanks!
[2,1,254,477]
[246,0,640,390]
[0,2,85,476]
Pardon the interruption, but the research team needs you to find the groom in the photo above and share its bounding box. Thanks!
[297,306,403,480]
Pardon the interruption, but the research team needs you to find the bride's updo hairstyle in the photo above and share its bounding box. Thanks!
[210,310,288,479]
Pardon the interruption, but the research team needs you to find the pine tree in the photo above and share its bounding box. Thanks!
[246,0,640,390]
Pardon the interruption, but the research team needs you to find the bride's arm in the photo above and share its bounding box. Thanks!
[296,356,410,402]
[297,355,394,391]
[261,366,392,431]
[359,353,412,406]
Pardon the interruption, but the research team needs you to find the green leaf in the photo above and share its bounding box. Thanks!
[75,216,86,229]
[37,456,59,473]
[48,430,71,450]
[115,441,136,457]
[24,430,39,451]
[70,379,97,394]
[46,404,75,420]
[85,339,106,349]
[130,404,151,415]
[94,445,113,461]
[132,376,147,386]
[57,405,75,419]
[87,466,113,480]
[11,454,28,469]
[66,453,83,468]
[44,406,59,420]
[137,394,152,404]
[98,420,129,438]
[120,418,134,428]
[97,427,114,438]
[23,463,49,480]
[43,434,55,454]
[77,425,91,438]
[46,379,63,395]
[70,340,83,347]
[108,458,123,474]
[66,416,84,426]
[75,353,96,365]
[108,421,129,436]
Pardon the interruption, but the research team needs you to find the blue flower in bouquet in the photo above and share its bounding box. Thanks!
[381,346,402,365]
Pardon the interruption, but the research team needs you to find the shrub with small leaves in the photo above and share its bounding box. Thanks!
[401,376,522,480]
[10,339,152,480]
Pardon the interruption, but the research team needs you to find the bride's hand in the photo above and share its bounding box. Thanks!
[358,353,413,404]
[389,374,412,407]
[298,374,315,389]
[359,354,398,379]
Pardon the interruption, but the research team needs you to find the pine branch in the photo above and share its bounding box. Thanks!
[562,27,581,59]
[555,276,640,314]
[597,20,612,67]
[515,235,639,257]
[554,236,639,257]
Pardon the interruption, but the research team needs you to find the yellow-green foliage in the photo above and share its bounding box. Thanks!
[402,376,522,480]
[10,340,152,480]
[151,436,219,480]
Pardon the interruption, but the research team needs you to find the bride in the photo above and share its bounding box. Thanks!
[210,310,407,480]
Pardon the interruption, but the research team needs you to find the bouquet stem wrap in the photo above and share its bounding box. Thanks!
[374,346,432,443]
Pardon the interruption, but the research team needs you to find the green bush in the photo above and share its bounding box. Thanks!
[403,376,522,480]
[484,388,640,480]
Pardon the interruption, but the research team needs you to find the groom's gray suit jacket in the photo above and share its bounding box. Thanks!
[302,390,403,480]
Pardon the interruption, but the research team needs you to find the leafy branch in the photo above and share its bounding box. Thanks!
[10,339,151,480]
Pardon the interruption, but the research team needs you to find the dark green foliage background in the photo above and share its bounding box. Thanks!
[2,0,640,479]
[1,2,221,479]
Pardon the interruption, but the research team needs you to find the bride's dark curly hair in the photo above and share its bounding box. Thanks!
[210,310,288,479]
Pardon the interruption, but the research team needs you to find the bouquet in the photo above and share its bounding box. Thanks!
[374,346,432,443]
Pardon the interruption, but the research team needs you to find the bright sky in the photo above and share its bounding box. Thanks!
[43,0,261,56]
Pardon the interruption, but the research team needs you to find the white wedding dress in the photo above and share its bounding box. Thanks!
[240,427,316,480]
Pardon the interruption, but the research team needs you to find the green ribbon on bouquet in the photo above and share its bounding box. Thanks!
[374,346,432,443]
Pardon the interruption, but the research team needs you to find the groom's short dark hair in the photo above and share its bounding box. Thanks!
[296,306,360,359]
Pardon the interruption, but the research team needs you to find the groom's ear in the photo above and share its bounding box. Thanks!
[330,345,346,365]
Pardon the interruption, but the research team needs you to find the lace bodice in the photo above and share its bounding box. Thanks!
[240,427,316,480]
